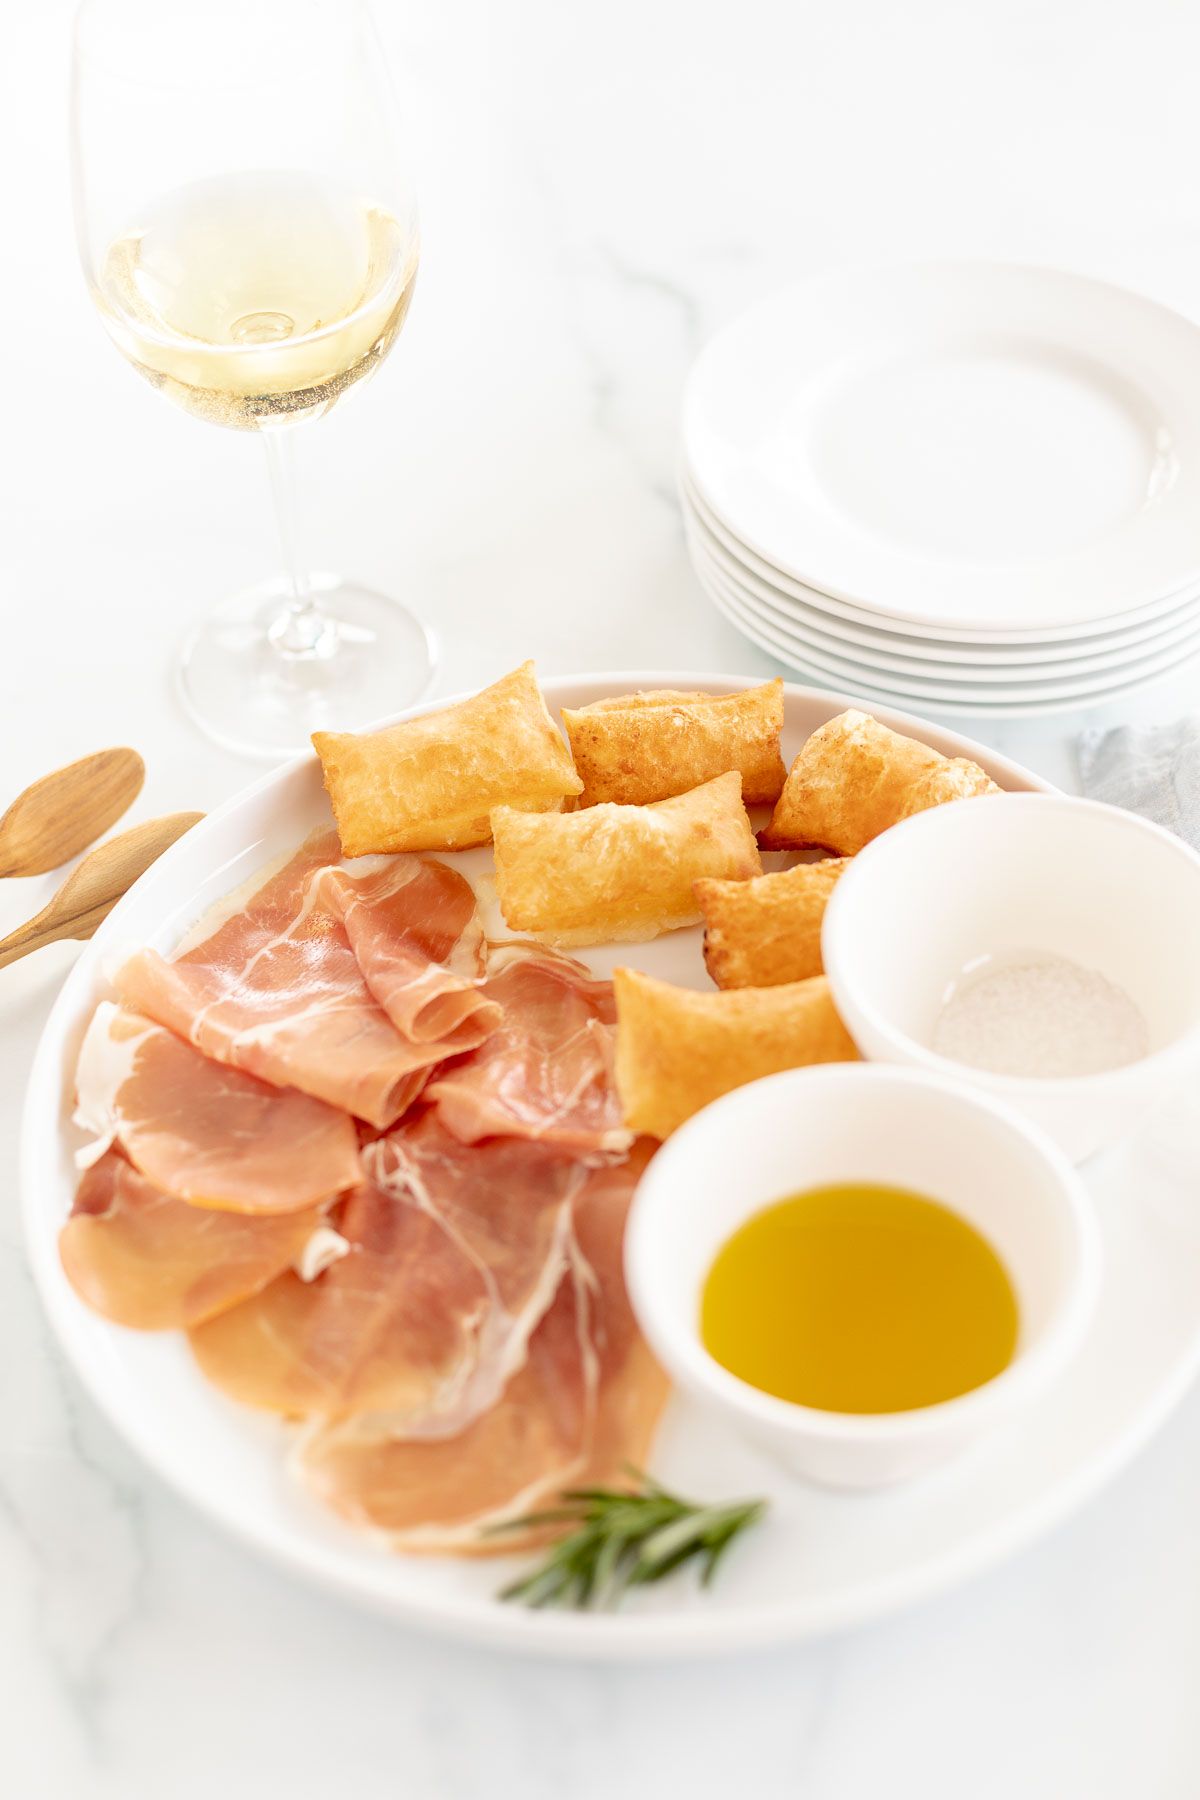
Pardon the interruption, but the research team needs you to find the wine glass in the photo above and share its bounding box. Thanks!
[70,0,432,759]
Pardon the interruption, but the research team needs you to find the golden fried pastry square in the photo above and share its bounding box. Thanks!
[561,679,787,808]
[613,967,858,1138]
[312,662,582,856]
[696,856,849,989]
[760,709,998,854]
[490,770,761,947]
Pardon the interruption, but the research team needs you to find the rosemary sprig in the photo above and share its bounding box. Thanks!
[490,1467,767,1609]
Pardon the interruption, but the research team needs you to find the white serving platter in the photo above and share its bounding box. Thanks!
[22,673,1200,1658]
[683,264,1200,632]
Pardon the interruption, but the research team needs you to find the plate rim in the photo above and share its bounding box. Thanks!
[681,466,1200,648]
[696,550,1200,703]
[684,490,1200,671]
[702,583,1200,720]
[24,669,1199,1658]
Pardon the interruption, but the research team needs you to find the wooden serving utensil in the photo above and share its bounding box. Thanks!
[0,812,203,969]
[0,748,146,878]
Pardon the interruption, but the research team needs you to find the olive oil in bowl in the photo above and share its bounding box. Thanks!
[700,1182,1019,1414]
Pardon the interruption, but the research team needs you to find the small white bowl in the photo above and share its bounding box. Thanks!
[822,792,1200,1163]
[625,1064,1099,1490]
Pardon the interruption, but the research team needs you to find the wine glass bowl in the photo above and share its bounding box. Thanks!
[71,0,434,757]
[92,171,418,433]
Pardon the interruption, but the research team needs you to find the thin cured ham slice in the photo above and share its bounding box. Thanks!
[295,1143,669,1551]
[59,1149,325,1330]
[116,833,499,1129]
[311,860,500,1046]
[189,1113,585,1432]
[426,942,633,1156]
[189,1182,490,1421]
[74,1002,360,1214]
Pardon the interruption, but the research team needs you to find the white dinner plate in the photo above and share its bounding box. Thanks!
[684,264,1200,631]
[682,472,1200,652]
[704,578,1200,719]
[687,521,1200,685]
[705,583,1200,721]
[695,545,1200,707]
[683,485,1200,671]
[699,562,1200,713]
[22,674,1200,1657]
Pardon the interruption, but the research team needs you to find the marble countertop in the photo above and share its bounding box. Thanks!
[5,0,1200,1792]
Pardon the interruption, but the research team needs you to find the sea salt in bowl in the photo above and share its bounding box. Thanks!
[625,1064,1098,1489]
[822,793,1200,1162]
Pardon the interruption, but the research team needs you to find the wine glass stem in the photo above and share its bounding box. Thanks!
[263,427,337,658]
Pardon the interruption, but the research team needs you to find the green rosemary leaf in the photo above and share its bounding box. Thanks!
[638,1506,733,1567]
[559,1487,642,1505]
[495,1473,767,1611]
[483,1507,581,1535]
[590,1521,628,1598]
[700,1502,767,1585]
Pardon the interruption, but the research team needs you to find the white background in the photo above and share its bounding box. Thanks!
[4,1,1200,1793]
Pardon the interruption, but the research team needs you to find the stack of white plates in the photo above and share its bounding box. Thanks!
[682,263,1200,717]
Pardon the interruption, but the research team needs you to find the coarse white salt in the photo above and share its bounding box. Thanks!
[931,949,1149,1079]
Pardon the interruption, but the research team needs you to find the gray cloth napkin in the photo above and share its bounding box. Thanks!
[1076,715,1200,849]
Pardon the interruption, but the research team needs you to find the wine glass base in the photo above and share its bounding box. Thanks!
[177,573,437,760]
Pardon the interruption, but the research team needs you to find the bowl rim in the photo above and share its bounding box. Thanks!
[625,1062,1102,1447]
[822,791,1200,1096]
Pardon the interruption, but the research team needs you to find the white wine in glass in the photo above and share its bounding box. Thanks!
[72,0,432,758]
[96,173,417,431]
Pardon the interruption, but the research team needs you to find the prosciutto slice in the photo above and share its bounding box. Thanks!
[188,1112,584,1432]
[59,1149,324,1330]
[311,860,499,1045]
[427,942,632,1155]
[295,1142,669,1550]
[116,833,499,1128]
[74,1002,360,1214]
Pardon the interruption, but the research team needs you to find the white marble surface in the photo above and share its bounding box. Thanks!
[5,0,1200,1791]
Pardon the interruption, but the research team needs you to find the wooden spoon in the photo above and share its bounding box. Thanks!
[0,812,203,969]
[0,748,146,878]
